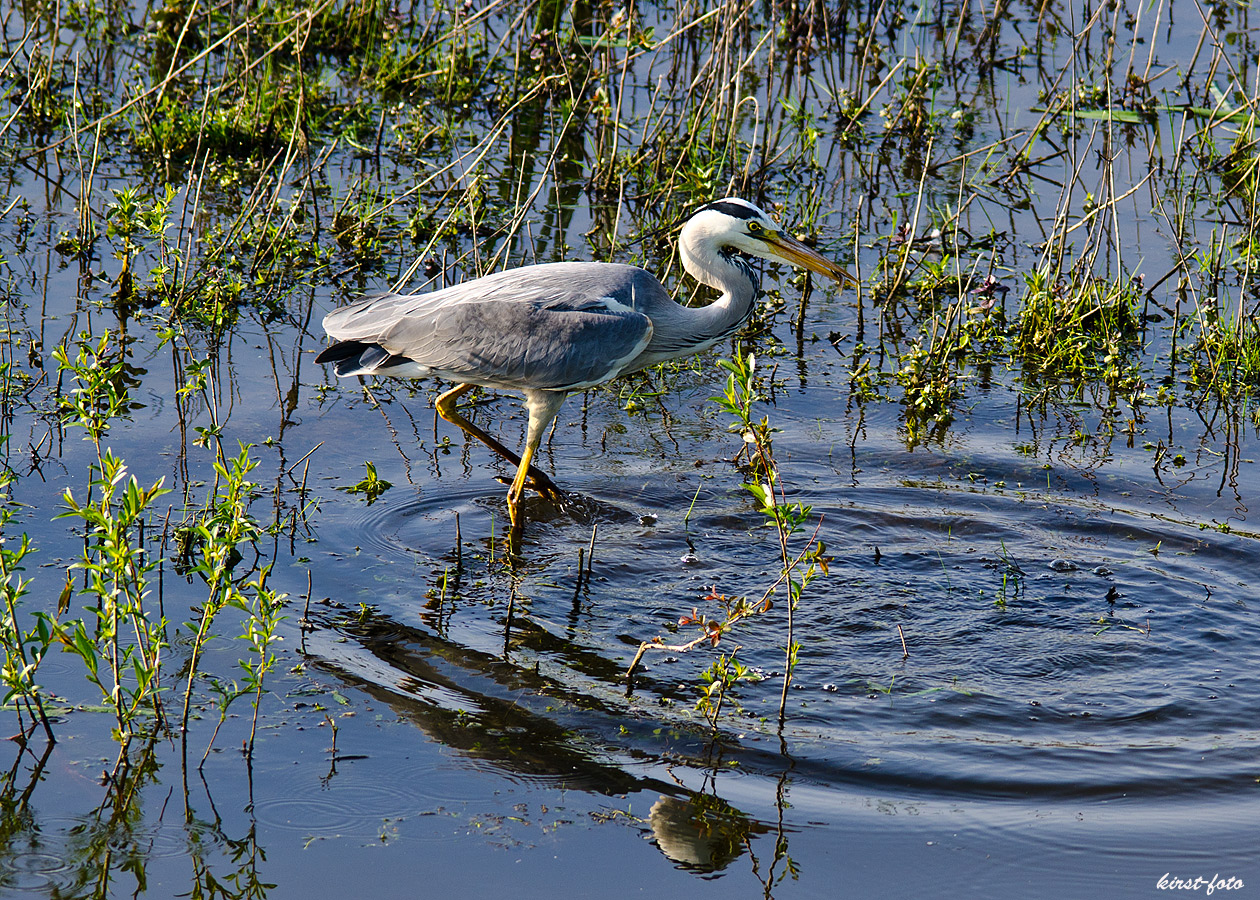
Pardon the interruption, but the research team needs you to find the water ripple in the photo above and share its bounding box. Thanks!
[310,452,1260,811]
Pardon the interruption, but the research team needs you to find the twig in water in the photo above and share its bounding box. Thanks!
[301,570,314,632]
[584,523,597,582]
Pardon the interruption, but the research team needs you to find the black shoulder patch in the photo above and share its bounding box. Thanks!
[701,199,759,220]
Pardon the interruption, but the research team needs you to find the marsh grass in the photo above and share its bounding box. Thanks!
[1186,317,1260,396]
[3,0,1260,750]
[1014,268,1144,389]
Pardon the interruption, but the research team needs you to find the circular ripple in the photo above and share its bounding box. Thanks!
[253,762,466,836]
[125,822,195,860]
[253,795,383,834]
[317,451,1260,809]
[350,484,486,561]
[0,852,66,892]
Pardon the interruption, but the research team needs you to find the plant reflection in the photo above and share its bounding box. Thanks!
[185,766,275,900]
[0,736,274,898]
[745,768,800,896]
[0,739,161,897]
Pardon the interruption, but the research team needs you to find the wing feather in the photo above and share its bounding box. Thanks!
[322,263,664,390]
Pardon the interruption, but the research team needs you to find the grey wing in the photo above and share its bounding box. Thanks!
[322,263,662,391]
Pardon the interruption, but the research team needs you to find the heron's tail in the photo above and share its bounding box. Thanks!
[315,340,395,377]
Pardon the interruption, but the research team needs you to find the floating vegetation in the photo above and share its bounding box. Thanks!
[339,460,393,504]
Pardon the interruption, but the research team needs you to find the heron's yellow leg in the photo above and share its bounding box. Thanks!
[435,384,564,501]
[505,391,567,533]
[506,439,540,527]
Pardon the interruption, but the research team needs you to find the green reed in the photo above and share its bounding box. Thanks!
[628,349,829,728]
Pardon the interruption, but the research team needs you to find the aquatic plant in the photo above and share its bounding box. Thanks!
[52,333,170,738]
[629,350,829,727]
[176,442,266,743]
[0,461,56,746]
[56,451,170,738]
[696,652,760,731]
[205,563,287,759]
[339,461,393,505]
[1014,268,1143,390]
[0,329,291,750]
[713,351,830,720]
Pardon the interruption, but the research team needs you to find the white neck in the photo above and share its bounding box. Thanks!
[625,213,761,371]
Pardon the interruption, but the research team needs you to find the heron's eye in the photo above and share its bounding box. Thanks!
[748,221,763,234]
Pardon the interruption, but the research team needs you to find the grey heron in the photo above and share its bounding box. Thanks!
[316,198,853,530]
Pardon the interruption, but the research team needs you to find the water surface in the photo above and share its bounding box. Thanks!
[2,0,1259,895]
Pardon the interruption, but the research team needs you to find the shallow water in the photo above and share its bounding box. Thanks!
[4,0,1260,895]
[4,286,1259,896]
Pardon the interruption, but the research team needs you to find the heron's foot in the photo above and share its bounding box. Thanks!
[503,481,564,541]
[496,472,565,505]
[521,462,563,502]
[528,477,565,505]
[506,486,526,533]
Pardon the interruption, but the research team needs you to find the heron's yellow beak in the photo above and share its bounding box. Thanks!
[763,231,856,285]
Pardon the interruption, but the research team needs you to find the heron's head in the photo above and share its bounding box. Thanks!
[681,198,854,284]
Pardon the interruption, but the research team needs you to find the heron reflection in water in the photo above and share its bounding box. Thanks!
[317,199,853,532]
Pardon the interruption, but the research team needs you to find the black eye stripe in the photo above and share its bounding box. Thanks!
[702,200,761,220]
